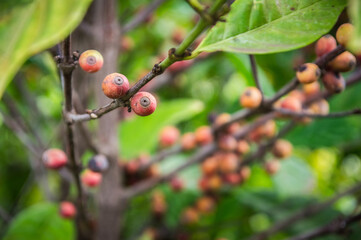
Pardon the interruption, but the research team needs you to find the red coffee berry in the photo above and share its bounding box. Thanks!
[102,73,130,99]
[42,148,67,169]
[280,96,302,112]
[236,140,250,155]
[296,63,321,84]
[218,152,238,174]
[218,135,237,152]
[272,139,293,159]
[181,132,197,150]
[240,87,262,108]
[79,50,103,73]
[181,207,199,225]
[315,35,337,57]
[328,51,356,72]
[303,81,320,96]
[322,72,346,93]
[310,99,329,115]
[170,177,184,192]
[159,126,180,147]
[195,126,213,145]
[240,166,251,181]
[201,156,219,176]
[264,159,280,175]
[59,201,76,219]
[130,92,157,116]
[196,196,215,214]
[81,169,102,187]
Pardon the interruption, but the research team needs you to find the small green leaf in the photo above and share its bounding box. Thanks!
[119,99,204,159]
[194,0,346,55]
[0,0,92,98]
[4,203,74,240]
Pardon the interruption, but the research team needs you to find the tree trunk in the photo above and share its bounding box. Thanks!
[72,0,125,239]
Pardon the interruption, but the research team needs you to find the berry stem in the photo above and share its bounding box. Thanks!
[249,55,263,100]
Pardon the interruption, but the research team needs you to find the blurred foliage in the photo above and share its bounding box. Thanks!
[1,0,361,240]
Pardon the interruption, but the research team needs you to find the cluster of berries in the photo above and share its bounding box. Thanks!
[79,50,157,116]
[42,149,108,219]
[240,23,357,125]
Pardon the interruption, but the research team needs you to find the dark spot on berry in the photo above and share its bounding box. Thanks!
[86,56,96,65]
[298,64,307,72]
[245,90,252,97]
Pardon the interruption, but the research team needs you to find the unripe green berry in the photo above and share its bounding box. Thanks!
[336,23,354,46]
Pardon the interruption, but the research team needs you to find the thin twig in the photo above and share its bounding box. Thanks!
[249,180,361,240]
[249,55,262,95]
[139,145,183,172]
[287,211,361,240]
[59,35,91,238]
[273,108,361,119]
[68,0,228,124]
[122,0,168,33]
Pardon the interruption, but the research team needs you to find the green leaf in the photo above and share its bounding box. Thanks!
[4,203,74,240]
[0,0,92,98]
[273,157,315,197]
[119,99,204,159]
[194,0,346,55]
[348,0,361,52]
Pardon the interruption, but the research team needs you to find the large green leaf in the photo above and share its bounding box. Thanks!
[119,99,204,159]
[348,0,361,52]
[0,0,92,98]
[193,0,346,55]
[4,203,74,240]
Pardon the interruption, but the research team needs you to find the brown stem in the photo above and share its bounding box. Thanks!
[287,211,361,240]
[59,36,91,240]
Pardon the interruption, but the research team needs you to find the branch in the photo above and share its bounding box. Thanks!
[248,181,361,240]
[249,55,262,97]
[139,145,183,172]
[124,143,216,198]
[273,108,361,119]
[58,35,91,237]
[287,211,361,240]
[126,66,361,197]
[68,0,228,124]
[263,45,345,106]
[185,0,214,23]
[122,0,168,33]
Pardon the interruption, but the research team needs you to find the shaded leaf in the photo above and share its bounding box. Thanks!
[4,203,74,240]
[0,0,92,98]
